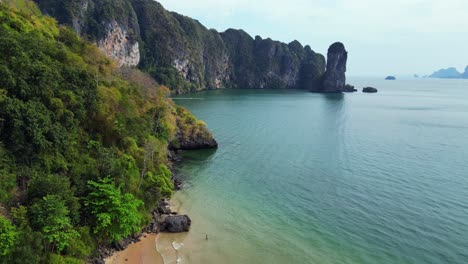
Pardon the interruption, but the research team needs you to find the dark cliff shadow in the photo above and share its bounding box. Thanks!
[322,93,345,101]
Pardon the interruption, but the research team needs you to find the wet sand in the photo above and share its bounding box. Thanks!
[105,233,163,264]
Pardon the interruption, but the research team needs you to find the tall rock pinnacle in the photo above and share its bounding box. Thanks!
[320,42,348,93]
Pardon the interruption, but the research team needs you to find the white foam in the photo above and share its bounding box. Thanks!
[172,241,184,251]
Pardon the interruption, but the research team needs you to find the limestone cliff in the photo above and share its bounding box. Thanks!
[313,42,348,93]
[36,0,141,67]
[35,0,327,92]
[97,20,140,66]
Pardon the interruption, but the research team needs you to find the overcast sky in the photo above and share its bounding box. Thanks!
[157,0,468,77]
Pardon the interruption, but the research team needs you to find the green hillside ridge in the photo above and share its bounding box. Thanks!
[34,0,326,93]
[0,1,215,263]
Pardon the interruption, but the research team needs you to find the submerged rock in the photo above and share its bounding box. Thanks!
[161,215,192,233]
[362,87,378,93]
[317,42,348,93]
[385,76,396,80]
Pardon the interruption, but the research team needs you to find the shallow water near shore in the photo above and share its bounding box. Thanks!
[159,77,468,264]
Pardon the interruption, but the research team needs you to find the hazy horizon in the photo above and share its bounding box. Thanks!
[158,0,468,77]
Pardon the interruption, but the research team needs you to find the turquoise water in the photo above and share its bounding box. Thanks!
[163,77,468,264]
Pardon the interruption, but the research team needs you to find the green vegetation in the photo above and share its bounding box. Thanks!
[0,217,17,259]
[85,178,142,242]
[29,195,79,252]
[0,1,215,262]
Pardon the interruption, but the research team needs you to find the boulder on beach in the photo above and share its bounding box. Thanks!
[362,87,378,93]
[161,215,192,233]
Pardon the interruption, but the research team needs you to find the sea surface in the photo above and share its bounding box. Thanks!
[157,77,468,264]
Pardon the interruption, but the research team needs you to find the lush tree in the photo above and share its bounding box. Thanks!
[27,174,81,224]
[65,226,95,259]
[85,178,143,242]
[0,216,18,260]
[29,195,79,252]
[49,253,84,264]
[0,144,16,203]
[5,230,44,264]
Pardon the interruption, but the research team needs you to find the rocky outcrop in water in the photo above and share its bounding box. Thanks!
[363,87,378,93]
[174,136,218,150]
[344,84,357,92]
[313,42,348,93]
[35,0,326,92]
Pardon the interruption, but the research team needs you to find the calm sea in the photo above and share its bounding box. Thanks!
[158,77,468,264]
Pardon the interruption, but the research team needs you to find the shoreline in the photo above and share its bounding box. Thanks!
[100,151,189,264]
[102,198,184,264]
[104,233,163,264]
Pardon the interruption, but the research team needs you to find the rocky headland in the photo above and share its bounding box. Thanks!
[34,0,326,93]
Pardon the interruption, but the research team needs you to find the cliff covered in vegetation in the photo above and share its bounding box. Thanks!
[34,0,326,93]
[0,1,215,263]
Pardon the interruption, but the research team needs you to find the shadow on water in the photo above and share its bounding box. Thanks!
[180,148,217,162]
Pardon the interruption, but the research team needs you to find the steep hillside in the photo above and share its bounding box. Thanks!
[0,1,215,262]
[34,0,326,93]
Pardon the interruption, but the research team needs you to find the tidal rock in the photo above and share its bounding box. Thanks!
[156,199,172,215]
[362,87,378,93]
[161,215,192,233]
[173,178,182,190]
[157,205,171,215]
[385,76,396,80]
[318,42,348,93]
[344,84,357,92]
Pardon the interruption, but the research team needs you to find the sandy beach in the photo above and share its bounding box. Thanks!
[105,233,163,264]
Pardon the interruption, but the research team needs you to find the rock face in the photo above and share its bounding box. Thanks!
[314,42,348,93]
[36,0,141,67]
[363,87,378,93]
[98,20,140,66]
[174,136,218,150]
[161,215,191,233]
[35,0,326,92]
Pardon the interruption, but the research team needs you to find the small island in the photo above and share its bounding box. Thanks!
[429,66,468,79]
[385,76,396,80]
